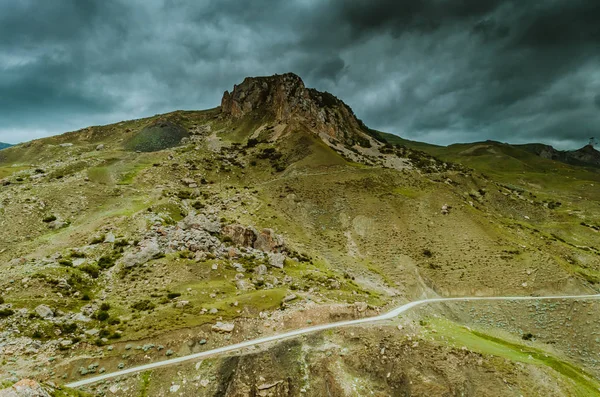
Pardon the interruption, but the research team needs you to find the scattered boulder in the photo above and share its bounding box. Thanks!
[441,204,450,215]
[354,302,368,313]
[0,379,51,397]
[235,279,252,291]
[211,321,235,333]
[268,253,285,269]
[175,300,190,308]
[104,232,116,243]
[96,144,105,151]
[120,238,162,268]
[283,293,297,303]
[35,305,54,319]
[254,264,268,276]
[181,178,196,187]
[47,220,67,230]
[328,279,341,290]
[181,214,220,234]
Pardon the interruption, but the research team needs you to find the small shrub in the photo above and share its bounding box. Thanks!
[167,292,181,300]
[95,311,109,321]
[98,255,116,269]
[177,190,192,200]
[58,259,73,267]
[0,309,14,318]
[43,215,57,223]
[131,300,155,311]
[422,249,433,258]
[246,138,259,148]
[90,235,105,245]
[114,239,129,248]
[70,251,86,258]
[58,322,78,334]
[0,296,4,304]
[192,201,204,210]
[108,317,121,325]
[80,264,100,278]
[100,303,111,311]
[522,333,534,341]
[81,293,91,301]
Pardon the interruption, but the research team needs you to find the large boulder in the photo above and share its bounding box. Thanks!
[35,305,54,319]
[268,253,285,269]
[211,321,235,333]
[222,224,258,247]
[120,238,162,268]
[181,214,221,234]
[254,229,284,253]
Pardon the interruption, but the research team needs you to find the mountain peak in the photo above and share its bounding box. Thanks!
[220,73,373,146]
[220,73,307,120]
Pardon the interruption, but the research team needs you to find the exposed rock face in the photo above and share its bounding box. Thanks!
[520,143,600,168]
[181,214,221,234]
[222,224,258,247]
[255,228,284,253]
[0,379,51,397]
[222,224,284,253]
[221,73,374,146]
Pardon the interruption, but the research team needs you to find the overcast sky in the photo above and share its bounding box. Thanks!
[1,0,599,149]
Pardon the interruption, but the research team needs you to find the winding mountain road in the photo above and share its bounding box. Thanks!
[66,293,600,388]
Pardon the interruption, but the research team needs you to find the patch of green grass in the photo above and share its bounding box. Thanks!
[0,166,29,179]
[392,186,422,199]
[151,202,185,223]
[87,167,113,184]
[425,318,600,397]
[138,371,151,397]
[124,120,188,152]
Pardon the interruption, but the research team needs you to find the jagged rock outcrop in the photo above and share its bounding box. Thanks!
[221,73,375,147]
[222,224,285,253]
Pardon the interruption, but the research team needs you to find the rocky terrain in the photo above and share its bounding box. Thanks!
[1,73,599,396]
[519,143,600,168]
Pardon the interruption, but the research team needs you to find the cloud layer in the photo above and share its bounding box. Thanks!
[1,0,599,149]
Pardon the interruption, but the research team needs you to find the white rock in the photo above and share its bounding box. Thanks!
[104,232,116,243]
[211,321,235,333]
[35,304,54,319]
[268,253,285,269]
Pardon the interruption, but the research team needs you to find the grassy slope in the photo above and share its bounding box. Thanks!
[0,110,599,392]
[423,317,600,396]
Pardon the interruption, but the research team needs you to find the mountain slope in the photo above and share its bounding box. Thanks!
[0,73,599,396]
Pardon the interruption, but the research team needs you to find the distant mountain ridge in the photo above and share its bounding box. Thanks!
[517,143,600,168]
[0,142,12,150]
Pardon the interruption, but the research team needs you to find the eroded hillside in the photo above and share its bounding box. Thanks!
[1,74,599,396]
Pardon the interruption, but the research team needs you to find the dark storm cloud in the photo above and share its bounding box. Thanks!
[1,0,599,149]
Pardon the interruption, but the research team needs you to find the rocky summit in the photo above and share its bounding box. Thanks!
[221,73,373,147]
[0,73,599,396]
